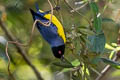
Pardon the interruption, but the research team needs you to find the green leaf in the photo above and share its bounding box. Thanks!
[79,28,95,35]
[105,43,115,50]
[71,59,80,67]
[61,68,73,73]
[88,33,106,53]
[90,1,102,33]
[90,2,99,16]
[102,18,115,23]
[111,43,118,47]
[53,61,74,68]
[109,51,115,59]
[80,36,87,43]
[101,58,120,69]
[93,17,102,33]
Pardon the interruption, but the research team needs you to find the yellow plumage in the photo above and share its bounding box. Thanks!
[39,10,66,43]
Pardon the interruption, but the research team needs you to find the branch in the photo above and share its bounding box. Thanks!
[70,2,88,13]
[0,20,44,80]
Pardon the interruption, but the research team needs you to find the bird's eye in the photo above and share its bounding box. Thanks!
[58,50,62,54]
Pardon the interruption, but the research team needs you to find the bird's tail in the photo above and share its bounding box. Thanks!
[35,3,39,11]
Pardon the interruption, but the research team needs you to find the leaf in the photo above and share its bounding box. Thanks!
[79,28,95,35]
[53,61,74,68]
[111,43,118,47]
[101,58,120,69]
[80,36,86,43]
[88,33,106,53]
[90,1,102,33]
[102,18,115,23]
[109,51,115,59]
[61,68,73,73]
[81,63,90,76]
[71,59,80,67]
[90,2,99,16]
[93,17,102,33]
[105,43,115,50]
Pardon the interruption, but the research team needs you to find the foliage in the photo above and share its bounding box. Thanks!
[0,0,120,80]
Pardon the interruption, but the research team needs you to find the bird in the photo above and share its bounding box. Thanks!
[30,4,66,59]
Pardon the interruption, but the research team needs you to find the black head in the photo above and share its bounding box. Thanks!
[52,45,65,58]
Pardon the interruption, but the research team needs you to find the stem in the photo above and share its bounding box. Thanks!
[70,2,88,13]
[6,41,16,80]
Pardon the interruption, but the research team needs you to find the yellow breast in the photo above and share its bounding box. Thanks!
[39,10,66,43]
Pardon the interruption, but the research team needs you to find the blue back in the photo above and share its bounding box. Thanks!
[30,6,64,47]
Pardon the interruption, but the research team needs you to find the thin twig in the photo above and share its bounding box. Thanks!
[5,41,16,80]
[47,0,53,25]
[70,2,88,13]
[70,71,72,80]
[5,42,11,76]
[35,0,53,27]
[90,67,101,76]
[63,0,92,28]
[55,0,64,24]
[52,0,57,6]
[102,0,111,14]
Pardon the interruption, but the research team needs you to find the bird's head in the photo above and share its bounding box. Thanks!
[51,45,65,58]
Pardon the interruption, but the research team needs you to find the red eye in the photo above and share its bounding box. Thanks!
[58,50,62,54]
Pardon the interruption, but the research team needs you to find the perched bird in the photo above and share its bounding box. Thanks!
[30,4,66,59]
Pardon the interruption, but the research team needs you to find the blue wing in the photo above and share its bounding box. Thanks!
[30,9,64,47]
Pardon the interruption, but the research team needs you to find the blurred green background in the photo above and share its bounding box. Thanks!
[0,0,120,80]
